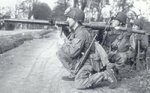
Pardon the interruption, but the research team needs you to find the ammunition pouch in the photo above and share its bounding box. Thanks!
[89,53,103,72]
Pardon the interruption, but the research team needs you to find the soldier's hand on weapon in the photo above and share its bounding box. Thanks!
[104,31,108,35]
[111,41,118,49]
[109,50,117,55]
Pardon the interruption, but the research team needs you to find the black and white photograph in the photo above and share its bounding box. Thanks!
[0,0,150,93]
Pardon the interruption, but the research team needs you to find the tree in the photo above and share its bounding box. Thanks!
[115,0,133,13]
[52,0,69,21]
[15,0,33,19]
[73,0,87,11]
[31,2,52,20]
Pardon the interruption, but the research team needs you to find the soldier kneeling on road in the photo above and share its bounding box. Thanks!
[57,7,117,89]
[107,12,134,78]
[108,14,149,79]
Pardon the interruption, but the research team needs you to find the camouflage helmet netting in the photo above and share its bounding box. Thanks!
[64,7,85,23]
[115,12,127,24]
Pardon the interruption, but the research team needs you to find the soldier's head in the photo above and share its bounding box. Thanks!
[133,17,145,30]
[127,11,136,19]
[64,7,85,28]
[127,11,137,26]
[112,12,127,27]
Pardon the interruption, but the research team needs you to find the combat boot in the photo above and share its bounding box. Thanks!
[105,69,118,89]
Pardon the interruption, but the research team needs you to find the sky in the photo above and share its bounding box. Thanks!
[0,0,17,8]
[0,0,58,9]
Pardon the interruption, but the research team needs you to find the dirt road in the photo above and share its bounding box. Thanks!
[0,31,130,93]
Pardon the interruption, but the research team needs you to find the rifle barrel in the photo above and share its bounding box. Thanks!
[83,22,113,30]
[3,18,113,30]
[4,19,51,25]
[4,18,147,35]
[115,26,147,34]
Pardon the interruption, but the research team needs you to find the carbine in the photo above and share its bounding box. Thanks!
[74,34,97,75]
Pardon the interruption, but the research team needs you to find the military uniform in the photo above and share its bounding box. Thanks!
[108,31,133,69]
[57,25,94,73]
[72,33,117,89]
[57,25,110,89]
[103,12,128,52]
[106,12,134,69]
[130,18,149,70]
[57,7,117,89]
[74,42,117,89]
[132,17,149,52]
[58,26,109,89]
[108,16,149,71]
[130,33,148,60]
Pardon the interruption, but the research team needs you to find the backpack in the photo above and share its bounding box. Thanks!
[94,42,109,67]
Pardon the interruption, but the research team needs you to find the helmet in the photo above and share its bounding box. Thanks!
[115,12,127,24]
[127,11,137,20]
[64,7,85,23]
[134,17,145,29]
